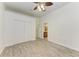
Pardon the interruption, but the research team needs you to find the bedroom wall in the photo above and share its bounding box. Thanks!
[0,3,5,54]
[36,17,41,39]
[39,2,79,51]
[3,10,36,47]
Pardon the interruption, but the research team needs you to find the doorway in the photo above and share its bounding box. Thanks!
[43,23,48,40]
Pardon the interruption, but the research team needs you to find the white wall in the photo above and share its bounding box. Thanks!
[36,17,41,39]
[3,10,36,47]
[40,2,79,51]
[0,3,5,54]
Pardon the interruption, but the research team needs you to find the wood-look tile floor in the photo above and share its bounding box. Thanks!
[0,39,79,57]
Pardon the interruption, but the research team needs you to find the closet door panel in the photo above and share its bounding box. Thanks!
[25,22,34,41]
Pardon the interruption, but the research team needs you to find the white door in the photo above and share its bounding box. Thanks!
[13,20,25,43]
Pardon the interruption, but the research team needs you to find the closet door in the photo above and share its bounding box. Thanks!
[25,22,34,41]
[13,20,25,43]
[4,19,25,46]
[3,11,35,47]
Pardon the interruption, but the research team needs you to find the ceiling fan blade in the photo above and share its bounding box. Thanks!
[33,6,37,10]
[45,2,53,6]
[34,2,39,4]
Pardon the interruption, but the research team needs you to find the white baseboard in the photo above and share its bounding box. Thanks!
[37,38,79,51]
[49,40,79,52]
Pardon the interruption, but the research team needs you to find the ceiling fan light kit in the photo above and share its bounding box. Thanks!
[38,4,42,11]
[38,3,45,11]
[40,3,45,11]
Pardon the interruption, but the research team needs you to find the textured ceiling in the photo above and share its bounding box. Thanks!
[4,2,69,17]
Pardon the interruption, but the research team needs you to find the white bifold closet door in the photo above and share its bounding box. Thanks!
[3,11,35,47]
[14,21,25,42]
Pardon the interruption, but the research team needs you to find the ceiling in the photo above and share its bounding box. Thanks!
[4,2,69,17]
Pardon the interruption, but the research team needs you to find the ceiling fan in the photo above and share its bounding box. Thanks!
[33,2,53,12]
